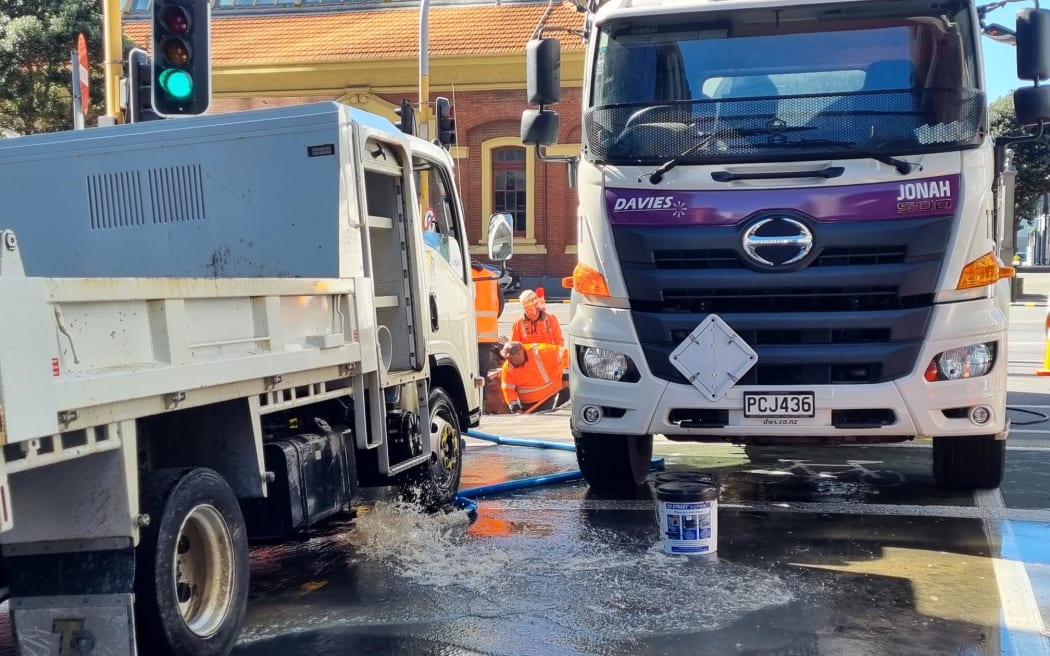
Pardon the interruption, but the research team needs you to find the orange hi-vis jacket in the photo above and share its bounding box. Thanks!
[511,311,564,347]
[500,343,569,406]
[471,265,500,344]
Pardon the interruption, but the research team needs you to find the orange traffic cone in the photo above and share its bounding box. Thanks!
[536,286,546,309]
[1038,334,1050,376]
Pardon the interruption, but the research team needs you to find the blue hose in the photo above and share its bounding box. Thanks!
[456,457,665,500]
[451,494,478,520]
[455,428,665,509]
[466,429,577,451]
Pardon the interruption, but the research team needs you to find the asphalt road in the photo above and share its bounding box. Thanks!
[0,281,1045,656]
[229,276,1050,656]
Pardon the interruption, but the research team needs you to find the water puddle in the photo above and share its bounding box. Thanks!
[341,501,795,641]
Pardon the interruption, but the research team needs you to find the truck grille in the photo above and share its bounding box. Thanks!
[653,246,907,270]
[615,215,951,386]
[636,286,933,314]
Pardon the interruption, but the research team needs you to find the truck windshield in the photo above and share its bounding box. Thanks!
[586,0,983,165]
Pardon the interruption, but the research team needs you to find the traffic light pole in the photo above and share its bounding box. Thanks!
[419,0,431,212]
[419,0,430,142]
[103,0,123,122]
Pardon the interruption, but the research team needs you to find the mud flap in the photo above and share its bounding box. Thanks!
[11,593,135,656]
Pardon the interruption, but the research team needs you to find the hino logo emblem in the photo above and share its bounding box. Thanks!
[742,217,813,267]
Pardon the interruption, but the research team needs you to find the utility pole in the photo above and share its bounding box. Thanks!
[102,0,124,121]
[418,0,431,212]
[1044,192,1050,264]
[419,0,430,142]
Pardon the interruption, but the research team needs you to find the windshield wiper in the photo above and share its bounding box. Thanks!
[773,138,919,175]
[645,132,721,184]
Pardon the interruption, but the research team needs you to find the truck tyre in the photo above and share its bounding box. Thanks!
[400,387,463,509]
[932,435,1005,489]
[573,431,653,495]
[136,468,249,656]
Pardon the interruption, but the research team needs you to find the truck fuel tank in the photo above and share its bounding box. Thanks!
[241,424,356,540]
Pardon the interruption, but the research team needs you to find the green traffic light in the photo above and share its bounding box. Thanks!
[159,68,194,101]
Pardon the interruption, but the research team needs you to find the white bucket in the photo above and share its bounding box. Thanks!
[656,481,718,555]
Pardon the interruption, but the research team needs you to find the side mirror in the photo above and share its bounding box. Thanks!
[521,109,560,146]
[527,38,561,105]
[1017,8,1050,81]
[487,213,514,262]
[1014,84,1050,126]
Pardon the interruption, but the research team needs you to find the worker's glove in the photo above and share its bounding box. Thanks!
[508,400,523,414]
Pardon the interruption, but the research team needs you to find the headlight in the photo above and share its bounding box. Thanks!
[577,346,638,382]
[924,342,996,381]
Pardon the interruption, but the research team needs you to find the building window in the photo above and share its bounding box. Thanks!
[492,147,527,235]
[480,137,542,253]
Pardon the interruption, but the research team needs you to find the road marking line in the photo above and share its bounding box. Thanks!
[653,441,1050,451]
[484,498,1050,522]
[976,489,1050,656]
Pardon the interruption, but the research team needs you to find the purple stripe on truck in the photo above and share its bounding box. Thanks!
[606,174,959,226]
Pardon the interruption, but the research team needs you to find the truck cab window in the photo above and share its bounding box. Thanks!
[587,3,983,165]
[416,159,466,282]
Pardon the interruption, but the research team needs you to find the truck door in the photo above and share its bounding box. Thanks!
[415,155,478,383]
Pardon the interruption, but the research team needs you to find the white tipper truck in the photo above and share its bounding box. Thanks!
[0,101,513,655]
[522,0,1050,493]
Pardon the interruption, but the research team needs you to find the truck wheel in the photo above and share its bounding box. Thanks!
[136,468,249,656]
[573,431,653,495]
[400,387,463,509]
[932,435,1005,489]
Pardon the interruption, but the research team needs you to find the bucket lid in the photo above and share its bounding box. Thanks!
[655,480,718,502]
[654,470,719,486]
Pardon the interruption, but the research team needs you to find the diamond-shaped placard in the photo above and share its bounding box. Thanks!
[669,315,758,401]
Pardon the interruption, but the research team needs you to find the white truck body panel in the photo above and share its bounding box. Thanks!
[566,0,1010,455]
[0,102,482,655]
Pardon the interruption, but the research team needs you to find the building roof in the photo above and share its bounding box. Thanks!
[123,2,584,65]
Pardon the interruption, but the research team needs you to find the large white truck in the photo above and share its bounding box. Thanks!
[522,0,1050,493]
[0,101,511,655]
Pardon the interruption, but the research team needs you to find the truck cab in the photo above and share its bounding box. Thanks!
[523,0,1050,493]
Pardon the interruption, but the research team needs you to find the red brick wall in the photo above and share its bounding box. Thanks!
[215,87,581,281]
[396,88,582,280]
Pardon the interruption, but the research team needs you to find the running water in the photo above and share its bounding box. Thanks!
[342,500,795,639]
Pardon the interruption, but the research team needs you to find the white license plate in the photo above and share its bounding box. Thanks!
[743,392,815,418]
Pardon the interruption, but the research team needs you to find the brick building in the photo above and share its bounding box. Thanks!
[123,1,584,288]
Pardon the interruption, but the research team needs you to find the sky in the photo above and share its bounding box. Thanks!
[983,4,1031,103]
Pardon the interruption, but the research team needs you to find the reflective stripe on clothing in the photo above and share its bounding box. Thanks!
[499,343,569,405]
[472,265,501,344]
[511,312,564,347]
[476,310,500,340]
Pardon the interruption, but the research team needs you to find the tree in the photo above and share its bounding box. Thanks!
[989,93,1050,222]
[0,0,107,135]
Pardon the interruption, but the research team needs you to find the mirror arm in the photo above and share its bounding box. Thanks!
[533,145,580,190]
[995,118,1046,150]
[536,25,587,41]
[993,119,1044,193]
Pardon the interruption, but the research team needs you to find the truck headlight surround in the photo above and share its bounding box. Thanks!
[576,346,640,382]
[924,342,996,381]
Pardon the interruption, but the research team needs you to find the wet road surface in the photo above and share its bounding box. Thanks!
[229,435,1047,656]
[230,299,1050,656]
[0,294,1046,655]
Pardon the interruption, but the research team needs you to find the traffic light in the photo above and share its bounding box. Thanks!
[394,98,415,136]
[125,48,163,123]
[151,0,211,116]
[435,96,455,147]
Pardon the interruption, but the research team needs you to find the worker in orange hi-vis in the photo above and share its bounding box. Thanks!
[511,289,564,347]
[470,261,503,373]
[499,341,570,414]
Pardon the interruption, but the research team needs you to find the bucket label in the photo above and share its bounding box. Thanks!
[660,499,718,555]
[663,501,711,511]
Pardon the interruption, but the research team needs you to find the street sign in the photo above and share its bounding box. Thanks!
[77,34,89,115]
